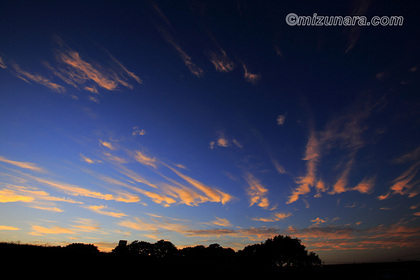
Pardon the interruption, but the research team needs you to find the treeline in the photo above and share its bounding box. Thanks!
[112,235,322,269]
[0,241,100,255]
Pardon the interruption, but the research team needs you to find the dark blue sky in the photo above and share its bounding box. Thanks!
[0,0,419,263]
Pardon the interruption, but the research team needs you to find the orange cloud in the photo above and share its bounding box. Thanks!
[390,162,420,198]
[0,155,45,173]
[99,140,116,150]
[252,212,292,222]
[10,63,65,92]
[0,188,34,203]
[134,150,157,168]
[288,129,319,204]
[56,48,117,90]
[30,225,74,236]
[208,49,235,72]
[0,225,20,231]
[211,217,232,227]
[353,176,375,194]
[47,36,141,94]
[85,205,127,218]
[80,153,95,164]
[0,56,7,68]
[33,177,133,203]
[166,164,232,205]
[11,185,81,204]
[244,173,270,209]
[242,63,261,84]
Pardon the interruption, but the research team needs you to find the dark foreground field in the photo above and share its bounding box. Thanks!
[1,242,418,279]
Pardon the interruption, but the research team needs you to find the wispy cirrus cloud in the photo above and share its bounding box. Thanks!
[288,129,320,204]
[352,176,375,194]
[0,56,8,68]
[99,140,116,151]
[244,172,270,209]
[51,36,142,92]
[1,37,142,98]
[210,217,232,227]
[389,162,420,198]
[165,164,233,205]
[379,146,420,200]
[242,63,261,85]
[29,225,75,236]
[151,3,203,77]
[134,150,157,168]
[84,205,127,218]
[252,212,292,222]
[10,63,65,92]
[208,48,235,72]
[0,155,46,173]
[288,99,377,203]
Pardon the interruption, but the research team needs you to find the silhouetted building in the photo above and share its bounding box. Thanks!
[118,240,127,247]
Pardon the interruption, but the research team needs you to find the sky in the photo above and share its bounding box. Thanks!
[0,0,419,264]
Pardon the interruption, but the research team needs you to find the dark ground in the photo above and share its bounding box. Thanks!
[1,242,418,279]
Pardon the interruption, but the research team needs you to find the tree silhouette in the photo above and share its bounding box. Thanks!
[239,235,321,268]
[128,240,153,256]
[151,239,177,259]
[65,243,99,254]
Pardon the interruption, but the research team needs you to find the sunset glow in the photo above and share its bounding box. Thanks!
[1,1,419,264]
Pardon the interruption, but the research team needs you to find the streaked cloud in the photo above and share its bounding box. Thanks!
[288,100,376,203]
[164,33,204,77]
[270,156,287,174]
[208,48,235,72]
[134,150,157,168]
[52,37,141,91]
[0,225,20,231]
[151,3,203,77]
[353,176,375,194]
[211,217,232,227]
[0,56,7,68]
[8,185,81,204]
[166,164,233,205]
[242,63,261,85]
[244,172,270,209]
[99,140,116,150]
[33,176,136,203]
[288,129,319,204]
[0,188,34,203]
[30,225,75,236]
[394,145,420,163]
[10,63,65,92]
[80,153,97,164]
[84,205,127,218]
[389,161,420,198]
[287,221,420,252]
[344,0,371,53]
[0,155,45,173]
[252,212,292,222]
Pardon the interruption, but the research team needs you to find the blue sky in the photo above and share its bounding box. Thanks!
[1,0,419,263]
